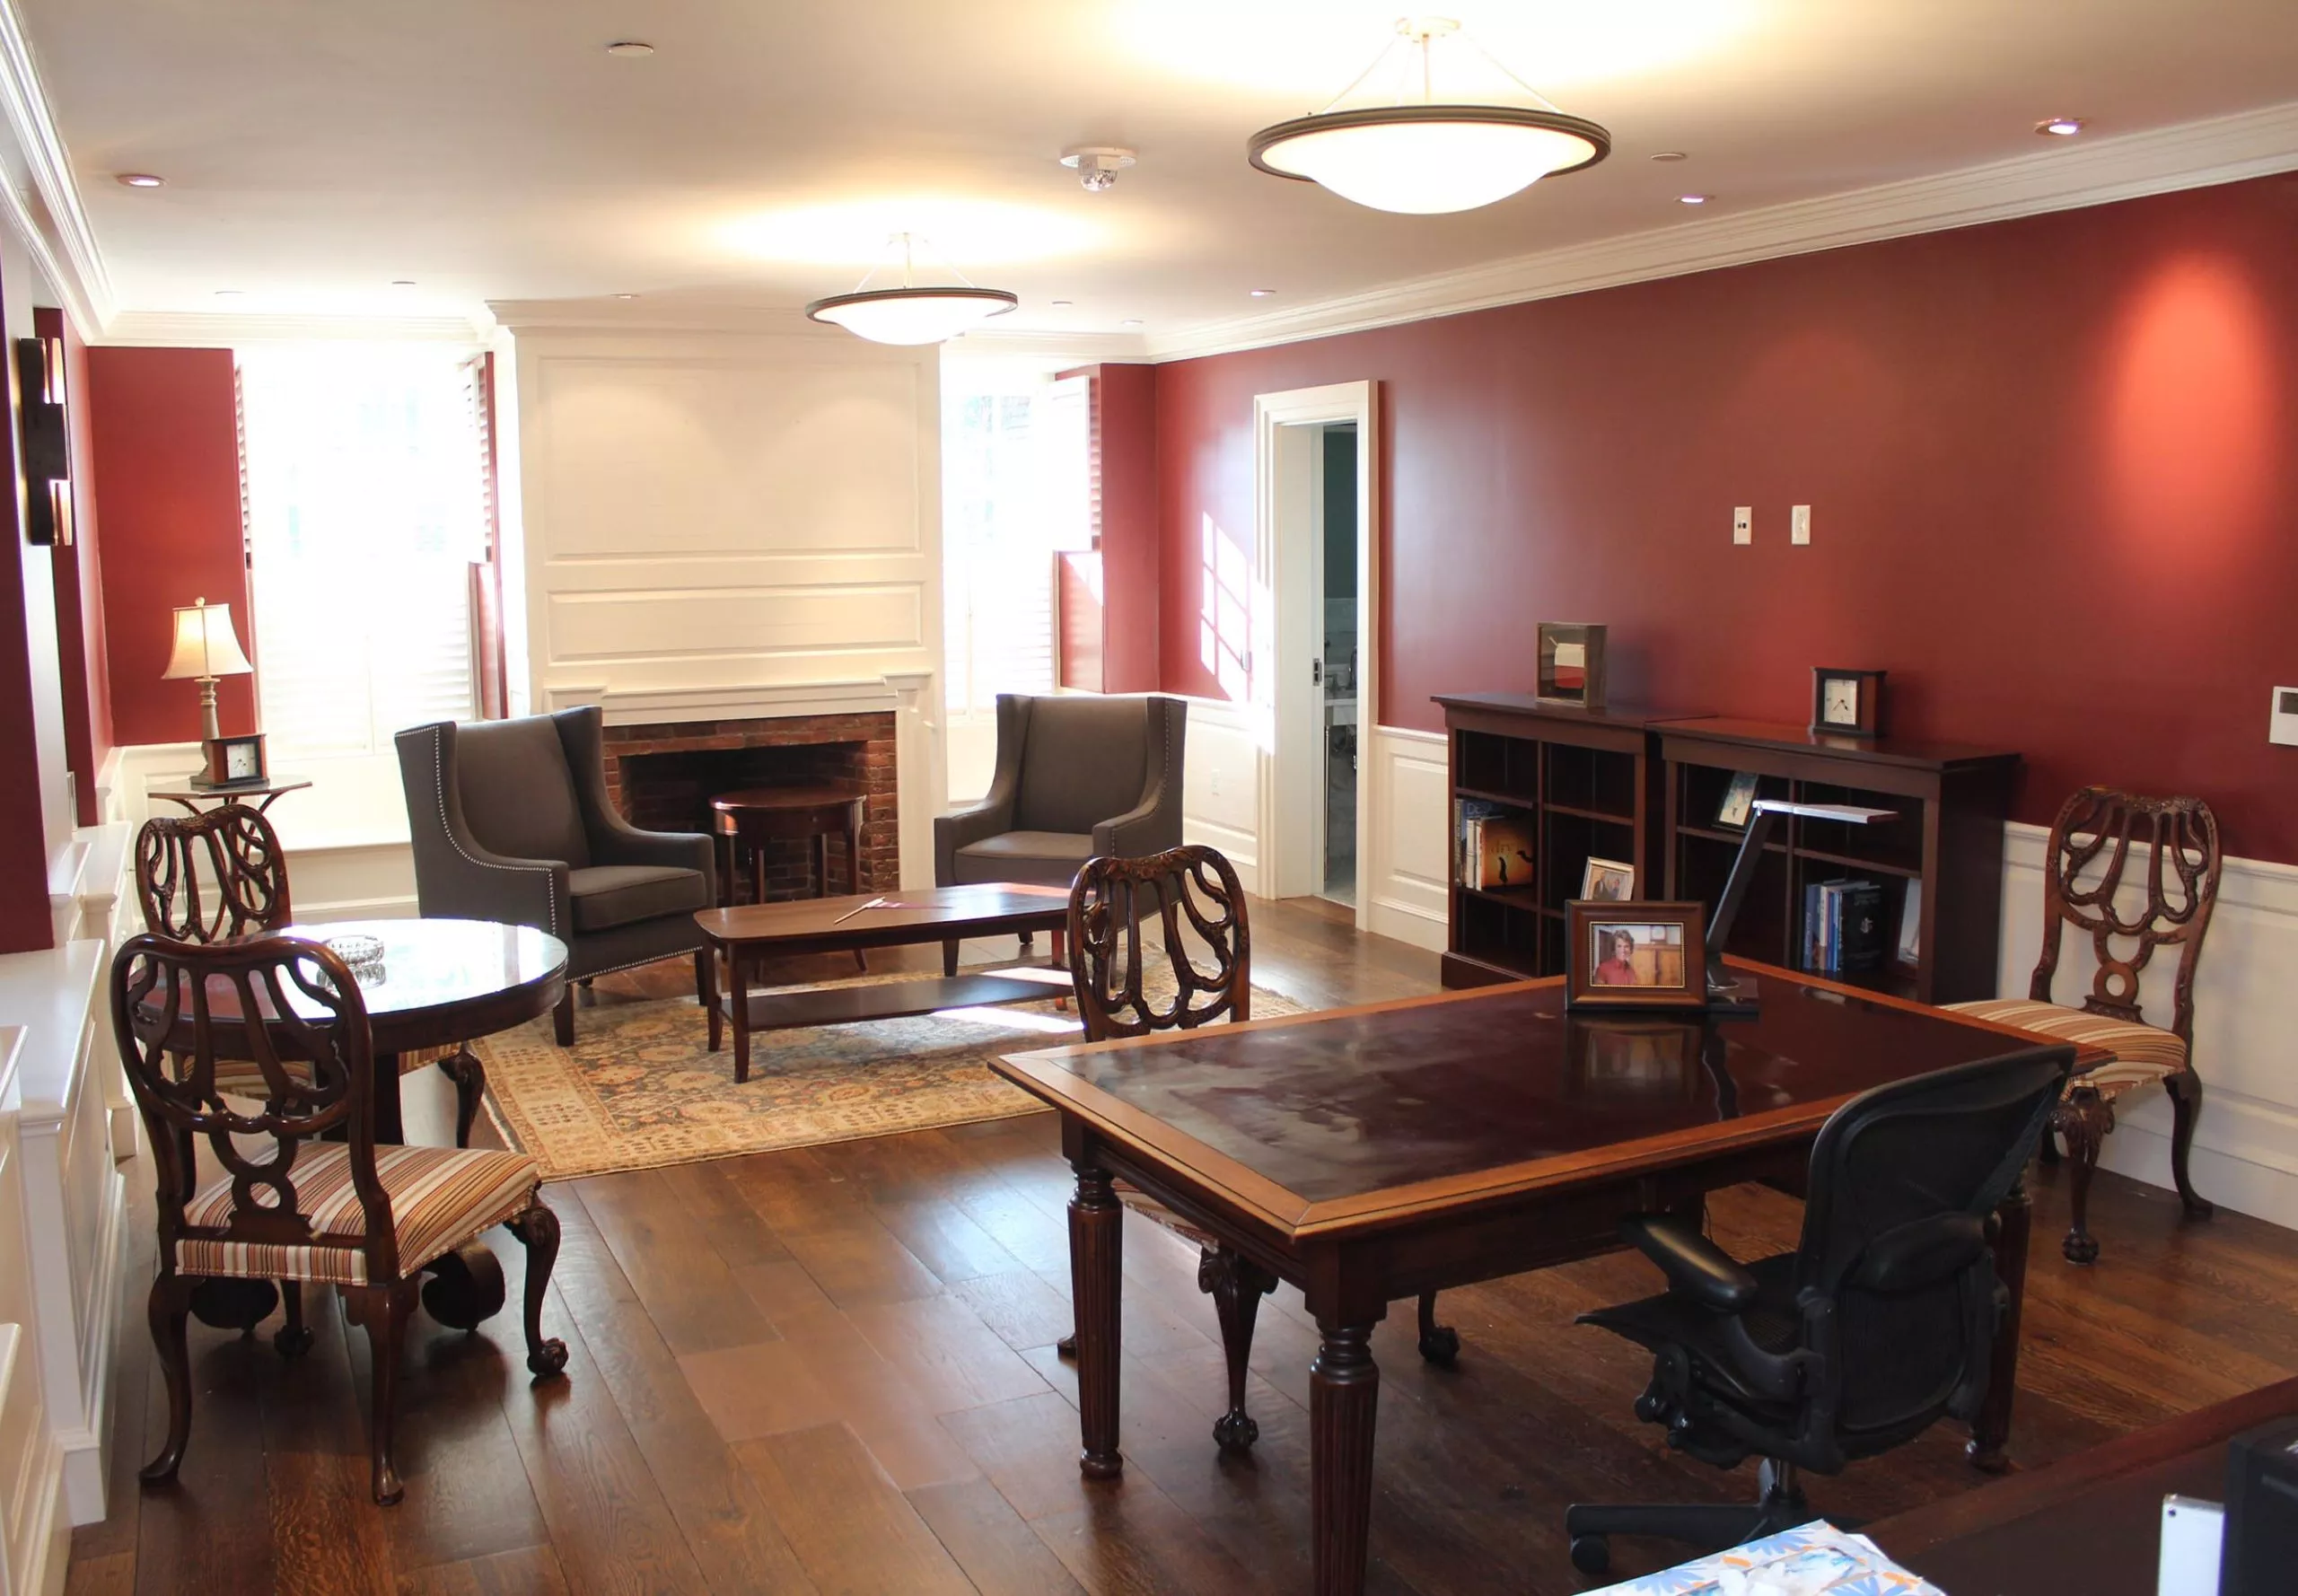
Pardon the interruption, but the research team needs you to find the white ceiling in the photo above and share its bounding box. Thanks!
[20,0,2298,340]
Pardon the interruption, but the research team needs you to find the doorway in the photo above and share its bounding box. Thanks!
[1253,381,1379,924]
[1320,424,1359,905]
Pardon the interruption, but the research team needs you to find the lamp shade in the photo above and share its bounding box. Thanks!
[161,599,254,680]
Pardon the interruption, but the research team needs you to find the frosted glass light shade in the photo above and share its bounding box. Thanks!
[1250,106,1609,215]
[162,600,254,680]
[805,286,1018,346]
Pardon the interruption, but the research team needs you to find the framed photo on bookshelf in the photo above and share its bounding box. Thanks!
[1715,770,1759,829]
[1566,900,1708,1012]
[1580,857,1636,901]
[1536,622,1607,708]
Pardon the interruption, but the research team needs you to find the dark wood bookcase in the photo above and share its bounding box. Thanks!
[1658,719,2020,1005]
[1436,694,1703,989]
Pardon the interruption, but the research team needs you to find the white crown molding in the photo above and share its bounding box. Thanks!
[0,0,109,329]
[487,298,829,336]
[102,310,489,346]
[945,328,1152,365]
[1144,99,2298,362]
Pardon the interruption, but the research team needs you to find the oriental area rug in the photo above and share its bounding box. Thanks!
[475,963,1302,1180]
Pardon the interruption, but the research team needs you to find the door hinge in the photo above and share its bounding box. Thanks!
[1311,659,1323,686]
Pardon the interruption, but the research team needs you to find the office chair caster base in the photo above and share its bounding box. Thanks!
[1569,1533,1611,1576]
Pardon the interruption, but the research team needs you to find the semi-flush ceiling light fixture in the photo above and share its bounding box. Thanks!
[1247,16,1609,214]
[803,232,1018,345]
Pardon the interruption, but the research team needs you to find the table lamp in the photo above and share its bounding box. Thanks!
[162,597,253,741]
[162,597,268,785]
[1706,797,1897,1013]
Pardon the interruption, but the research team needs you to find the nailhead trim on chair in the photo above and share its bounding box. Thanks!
[429,725,560,938]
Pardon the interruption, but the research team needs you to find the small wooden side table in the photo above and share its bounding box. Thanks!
[710,785,867,908]
[149,774,311,814]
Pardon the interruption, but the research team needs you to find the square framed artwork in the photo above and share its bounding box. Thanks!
[1566,899,1709,1012]
[1536,623,1608,708]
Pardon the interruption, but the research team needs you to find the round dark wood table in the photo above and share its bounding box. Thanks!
[710,785,867,907]
[156,916,567,1333]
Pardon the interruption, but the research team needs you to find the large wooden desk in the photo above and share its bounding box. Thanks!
[1873,1377,2298,1593]
[994,959,2098,1596]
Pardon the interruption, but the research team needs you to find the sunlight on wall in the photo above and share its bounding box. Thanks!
[2104,253,2280,556]
[1199,513,1252,703]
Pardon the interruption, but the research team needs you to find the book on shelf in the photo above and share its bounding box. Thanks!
[1802,879,1886,975]
[1455,799,1538,893]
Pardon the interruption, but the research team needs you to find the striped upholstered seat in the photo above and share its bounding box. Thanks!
[1946,998,2186,1102]
[177,1142,540,1286]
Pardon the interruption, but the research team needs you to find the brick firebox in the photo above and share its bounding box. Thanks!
[599,713,899,902]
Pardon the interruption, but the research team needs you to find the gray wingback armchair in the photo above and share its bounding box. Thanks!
[935,694,1187,898]
[396,707,715,1045]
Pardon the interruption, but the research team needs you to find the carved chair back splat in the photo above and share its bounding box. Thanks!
[134,806,293,944]
[2030,786,2222,1047]
[1066,846,1251,1043]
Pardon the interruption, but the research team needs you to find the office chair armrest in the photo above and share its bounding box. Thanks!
[1621,1215,1759,1313]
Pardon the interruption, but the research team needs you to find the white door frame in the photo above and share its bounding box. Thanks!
[1252,380,1379,924]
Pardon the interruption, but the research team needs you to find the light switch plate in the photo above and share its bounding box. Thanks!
[2271,686,2298,747]
[1791,504,1811,545]
[1732,506,1752,545]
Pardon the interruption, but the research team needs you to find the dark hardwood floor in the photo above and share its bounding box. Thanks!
[69,896,2298,1594]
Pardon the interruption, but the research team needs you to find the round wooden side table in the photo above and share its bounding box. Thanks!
[710,785,868,908]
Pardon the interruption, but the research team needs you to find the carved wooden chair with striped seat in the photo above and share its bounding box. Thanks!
[1948,787,2222,1263]
[110,932,569,1504]
[1053,845,1458,1454]
[135,806,489,1148]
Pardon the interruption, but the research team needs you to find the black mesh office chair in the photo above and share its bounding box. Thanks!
[1565,1043,2074,1578]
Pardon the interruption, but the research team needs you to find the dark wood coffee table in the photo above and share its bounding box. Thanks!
[696,883,1073,1082]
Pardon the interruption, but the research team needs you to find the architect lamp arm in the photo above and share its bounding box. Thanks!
[1706,799,1897,1005]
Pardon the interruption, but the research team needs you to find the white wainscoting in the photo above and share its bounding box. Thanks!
[1361,759,2298,1229]
[1996,823,2298,1232]
[1362,726,1451,953]
[1178,696,1264,897]
[496,313,948,876]
[102,744,419,924]
[0,1032,69,1596]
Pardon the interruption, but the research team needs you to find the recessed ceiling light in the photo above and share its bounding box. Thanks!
[1119,319,1144,328]
[1049,299,1074,307]
[390,279,417,287]
[2037,116,2085,137]
[605,40,654,57]
[614,293,639,300]
[214,290,243,297]
[1649,152,1689,162]
[116,172,163,188]
[1250,288,1276,298]
[1678,194,1712,206]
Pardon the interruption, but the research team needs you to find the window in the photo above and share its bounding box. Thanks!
[240,347,489,760]
[941,373,1092,722]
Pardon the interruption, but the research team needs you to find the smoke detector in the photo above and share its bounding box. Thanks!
[1060,146,1137,192]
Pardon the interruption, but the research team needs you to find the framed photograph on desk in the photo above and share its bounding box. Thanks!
[1566,900,1707,1011]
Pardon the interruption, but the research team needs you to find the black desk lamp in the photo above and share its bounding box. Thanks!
[1706,798,1897,1013]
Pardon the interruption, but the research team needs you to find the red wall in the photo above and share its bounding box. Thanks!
[84,346,255,747]
[1155,173,2298,863]
[40,307,110,824]
[1096,364,1161,693]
